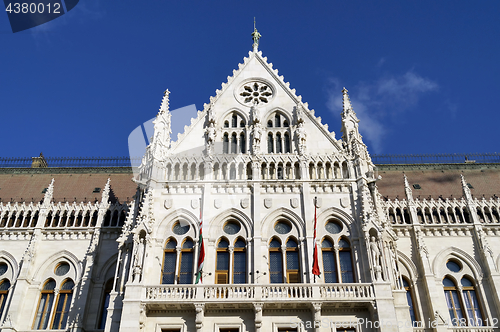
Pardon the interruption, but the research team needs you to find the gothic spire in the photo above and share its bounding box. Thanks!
[461,174,472,201]
[43,178,54,206]
[341,87,357,119]
[404,174,414,201]
[101,178,111,205]
[159,89,170,114]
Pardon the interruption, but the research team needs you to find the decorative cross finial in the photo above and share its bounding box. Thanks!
[251,18,261,52]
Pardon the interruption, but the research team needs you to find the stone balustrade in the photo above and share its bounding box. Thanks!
[144,283,374,303]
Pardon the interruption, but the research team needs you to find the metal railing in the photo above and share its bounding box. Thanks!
[371,153,500,165]
[0,156,142,168]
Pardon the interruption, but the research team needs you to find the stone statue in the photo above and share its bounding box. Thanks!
[252,123,262,154]
[133,238,145,282]
[205,122,216,154]
[370,236,380,270]
[297,121,306,155]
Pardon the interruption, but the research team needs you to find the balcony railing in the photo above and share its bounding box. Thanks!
[144,283,374,303]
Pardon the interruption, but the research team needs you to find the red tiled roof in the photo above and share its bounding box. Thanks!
[377,164,500,200]
[0,169,137,204]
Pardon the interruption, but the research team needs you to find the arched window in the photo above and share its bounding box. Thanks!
[162,239,177,284]
[232,114,237,127]
[461,277,483,326]
[239,133,246,153]
[0,279,10,320]
[321,239,337,283]
[224,121,229,128]
[269,239,283,283]
[403,278,417,325]
[98,279,114,329]
[267,120,273,128]
[231,133,237,154]
[223,133,229,154]
[286,238,300,283]
[33,279,56,329]
[275,114,281,127]
[179,239,194,284]
[233,239,246,283]
[276,133,282,153]
[339,238,354,282]
[284,133,290,153]
[52,279,74,329]
[443,277,465,325]
[267,133,274,153]
[216,239,229,284]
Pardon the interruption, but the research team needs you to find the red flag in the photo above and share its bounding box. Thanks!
[312,198,321,276]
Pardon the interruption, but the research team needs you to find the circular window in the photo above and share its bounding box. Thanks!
[274,221,292,234]
[223,221,241,235]
[172,221,190,235]
[325,220,342,234]
[236,80,274,106]
[0,262,7,276]
[55,262,70,276]
[446,260,462,273]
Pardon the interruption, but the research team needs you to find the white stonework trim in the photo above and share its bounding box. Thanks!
[32,249,82,284]
[0,250,19,283]
[155,323,186,332]
[214,322,244,331]
[156,208,200,240]
[208,208,252,241]
[397,250,419,281]
[261,207,305,239]
[96,253,118,282]
[433,246,484,280]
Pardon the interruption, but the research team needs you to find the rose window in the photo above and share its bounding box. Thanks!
[237,81,273,105]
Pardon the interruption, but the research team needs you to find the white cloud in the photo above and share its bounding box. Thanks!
[326,70,439,153]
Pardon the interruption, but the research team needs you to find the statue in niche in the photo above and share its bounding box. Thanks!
[132,237,145,282]
[252,123,262,154]
[296,121,306,155]
[370,236,382,280]
[205,122,216,154]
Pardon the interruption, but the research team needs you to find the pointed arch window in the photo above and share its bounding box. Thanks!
[216,239,230,284]
[461,277,483,326]
[339,238,354,282]
[443,277,465,325]
[162,239,177,284]
[232,114,238,127]
[269,238,283,283]
[321,239,337,283]
[239,133,246,153]
[33,279,56,329]
[403,278,417,325]
[275,114,281,127]
[284,133,290,153]
[179,239,194,284]
[268,133,274,153]
[98,279,114,329]
[52,279,74,329]
[0,279,10,320]
[233,239,247,284]
[231,133,237,153]
[276,133,282,153]
[286,238,300,283]
[223,134,229,154]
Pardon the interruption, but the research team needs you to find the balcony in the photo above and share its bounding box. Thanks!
[144,283,375,304]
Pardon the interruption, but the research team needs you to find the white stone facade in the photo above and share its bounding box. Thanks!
[1,33,500,332]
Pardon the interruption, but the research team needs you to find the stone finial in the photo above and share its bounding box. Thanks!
[159,89,170,114]
[461,174,472,200]
[43,178,55,205]
[342,87,353,115]
[251,19,261,52]
[101,178,111,204]
[403,174,414,201]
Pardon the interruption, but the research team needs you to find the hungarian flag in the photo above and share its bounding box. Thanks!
[195,204,205,284]
[312,197,321,276]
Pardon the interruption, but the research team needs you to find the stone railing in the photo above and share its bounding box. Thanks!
[144,283,374,303]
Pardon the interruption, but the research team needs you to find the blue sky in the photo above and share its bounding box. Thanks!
[1,1,499,158]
